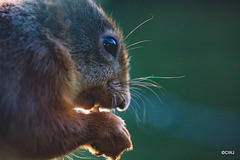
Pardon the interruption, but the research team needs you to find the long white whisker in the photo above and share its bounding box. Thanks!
[131,89,153,107]
[132,84,163,103]
[130,104,141,122]
[115,88,142,122]
[127,46,144,51]
[130,87,144,92]
[130,82,160,89]
[126,40,152,49]
[125,15,154,40]
[131,89,147,104]
[143,102,146,124]
[130,89,146,105]
[130,89,147,123]
[131,75,185,81]
[137,77,162,87]
[130,93,142,109]
[130,92,142,103]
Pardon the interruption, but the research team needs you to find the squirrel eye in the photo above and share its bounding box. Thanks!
[103,37,118,58]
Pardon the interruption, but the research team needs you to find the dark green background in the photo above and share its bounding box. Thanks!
[67,0,240,160]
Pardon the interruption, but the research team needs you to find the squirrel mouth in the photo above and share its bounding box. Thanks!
[74,100,126,113]
[72,79,130,112]
[73,85,130,112]
[117,100,126,110]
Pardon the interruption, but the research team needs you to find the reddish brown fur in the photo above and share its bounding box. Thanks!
[0,0,132,159]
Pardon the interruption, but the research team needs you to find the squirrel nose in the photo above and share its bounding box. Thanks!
[102,37,118,59]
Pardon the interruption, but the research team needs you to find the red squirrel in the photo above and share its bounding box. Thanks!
[0,0,132,159]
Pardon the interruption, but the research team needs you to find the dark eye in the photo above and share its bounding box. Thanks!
[103,37,118,58]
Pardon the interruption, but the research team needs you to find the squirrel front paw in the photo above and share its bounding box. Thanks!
[86,112,132,160]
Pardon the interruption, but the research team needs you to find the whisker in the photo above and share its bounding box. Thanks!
[131,88,153,107]
[131,89,147,104]
[130,89,147,123]
[113,88,142,122]
[110,75,185,124]
[130,94,142,111]
[126,40,152,49]
[131,83,163,103]
[116,91,141,123]
[130,77,161,87]
[130,103,141,123]
[127,75,184,94]
[131,75,185,81]
[130,89,142,99]
[143,102,146,124]
[130,87,144,92]
[127,46,144,51]
[125,15,154,40]
[130,89,148,105]
[130,81,160,88]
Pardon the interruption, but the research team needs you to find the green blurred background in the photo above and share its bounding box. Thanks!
[68,0,240,159]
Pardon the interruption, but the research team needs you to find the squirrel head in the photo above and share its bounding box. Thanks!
[37,0,131,111]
